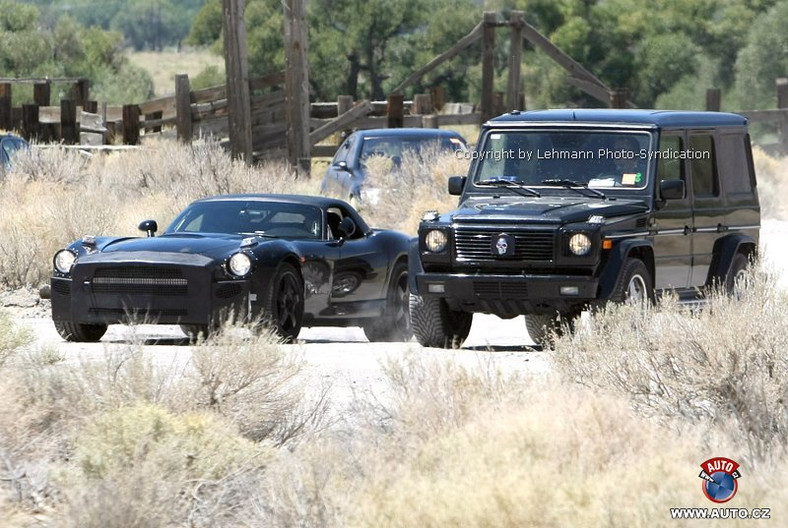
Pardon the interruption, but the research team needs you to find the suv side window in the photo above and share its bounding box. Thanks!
[689,134,719,197]
[657,134,685,183]
[716,133,754,195]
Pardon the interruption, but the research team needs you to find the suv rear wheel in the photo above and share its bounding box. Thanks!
[409,295,472,349]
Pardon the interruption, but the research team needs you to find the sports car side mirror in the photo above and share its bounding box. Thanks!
[138,220,158,237]
[334,161,350,172]
[338,217,356,238]
[448,176,466,196]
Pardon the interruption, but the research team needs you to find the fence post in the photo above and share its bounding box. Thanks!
[175,74,193,142]
[430,86,445,112]
[21,104,40,141]
[412,93,433,115]
[122,104,141,145]
[610,89,629,109]
[0,83,11,130]
[73,79,89,107]
[705,88,721,112]
[61,99,78,145]
[387,93,404,128]
[33,82,51,106]
[776,78,788,154]
[283,0,311,173]
[83,100,98,113]
[422,115,439,128]
[480,11,497,123]
[507,11,524,111]
[337,95,354,139]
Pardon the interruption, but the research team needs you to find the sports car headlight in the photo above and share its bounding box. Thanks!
[425,230,448,253]
[54,249,77,273]
[568,233,592,256]
[228,252,252,277]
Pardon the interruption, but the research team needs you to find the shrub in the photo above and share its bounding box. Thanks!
[552,265,788,460]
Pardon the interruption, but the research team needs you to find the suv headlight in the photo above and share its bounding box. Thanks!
[228,252,252,277]
[425,230,448,253]
[54,249,77,274]
[568,233,592,256]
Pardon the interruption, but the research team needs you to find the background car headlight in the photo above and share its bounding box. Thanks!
[568,233,592,256]
[54,250,76,273]
[228,253,252,276]
[425,230,448,253]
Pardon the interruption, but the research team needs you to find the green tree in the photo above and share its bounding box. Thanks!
[735,0,788,109]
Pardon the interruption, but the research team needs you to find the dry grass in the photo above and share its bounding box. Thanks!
[752,147,788,220]
[127,48,225,97]
[553,264,788,460]
[360,146,470,233]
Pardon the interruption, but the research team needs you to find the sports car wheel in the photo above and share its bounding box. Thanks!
[263,263,304,343]
[363,262,412,342]
[54,321,107,342]
[409,294,472,349]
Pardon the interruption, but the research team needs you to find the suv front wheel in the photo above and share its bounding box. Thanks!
[610,258,654,306]
[409,294,473,349]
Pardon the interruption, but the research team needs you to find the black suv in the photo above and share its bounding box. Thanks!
[409,109,760,347]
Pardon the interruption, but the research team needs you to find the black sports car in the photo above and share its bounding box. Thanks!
[50,194,413,343]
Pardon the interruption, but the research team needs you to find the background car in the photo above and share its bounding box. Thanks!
[50,194,413,343]
[321,128,468,204]
[0,133,29,174]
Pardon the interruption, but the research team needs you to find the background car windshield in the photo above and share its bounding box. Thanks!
[168,201,323,239]
[474,130,652,189]
[360,136,465,165]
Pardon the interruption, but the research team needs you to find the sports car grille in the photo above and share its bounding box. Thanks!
[92,267,188,296]
[454,228,554,261]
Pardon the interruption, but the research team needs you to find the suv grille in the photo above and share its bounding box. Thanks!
[454,227,554,262]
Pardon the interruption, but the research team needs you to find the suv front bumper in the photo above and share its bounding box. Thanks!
[414,272,599,316]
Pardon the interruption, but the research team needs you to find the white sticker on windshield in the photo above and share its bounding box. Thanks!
[490,134,501,139]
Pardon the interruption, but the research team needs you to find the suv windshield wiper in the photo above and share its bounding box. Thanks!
[477,177,541,197]
[540,179,606,199]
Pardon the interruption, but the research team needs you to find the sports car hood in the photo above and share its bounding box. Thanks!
[94,233,244,260]
[449,196,649,225]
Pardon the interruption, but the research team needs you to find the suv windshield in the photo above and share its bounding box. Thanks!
[473,130,652,190]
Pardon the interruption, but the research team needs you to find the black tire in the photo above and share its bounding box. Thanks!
[524,313,575,347]
[54,321,107,342]
[609,258,654,305]
[363,262,412,342]
[725,252,750,296]
[409,294,473,349]
[180,324,211,342]
[262,263,304,343]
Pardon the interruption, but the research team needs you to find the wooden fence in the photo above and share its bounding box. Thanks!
[0,73,480,159]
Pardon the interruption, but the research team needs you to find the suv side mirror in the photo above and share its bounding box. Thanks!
[659,179,685,200]
[338,216,356,238]
[138,220,158,237]
[448,176,466,196]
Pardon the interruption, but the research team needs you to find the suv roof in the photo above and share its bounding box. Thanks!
[489,109,748,128]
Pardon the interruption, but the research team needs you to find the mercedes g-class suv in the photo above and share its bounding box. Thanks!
[409,109,760,347]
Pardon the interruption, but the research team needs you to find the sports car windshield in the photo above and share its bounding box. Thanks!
[167,201,324,239]
[473,130,653,190]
